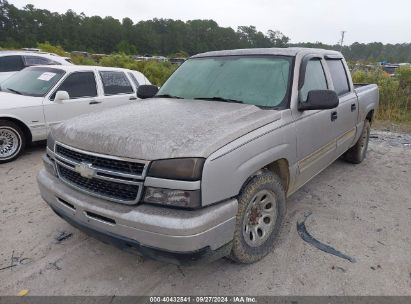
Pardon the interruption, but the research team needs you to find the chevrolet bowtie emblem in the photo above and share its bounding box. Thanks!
[75,162,95,179]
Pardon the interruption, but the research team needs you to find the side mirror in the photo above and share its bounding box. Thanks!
[54,90,70,102]
[137,85,159,99]
[298,90,339,111]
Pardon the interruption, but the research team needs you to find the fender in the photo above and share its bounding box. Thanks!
[201,112,297,206]
[0,114,42,143]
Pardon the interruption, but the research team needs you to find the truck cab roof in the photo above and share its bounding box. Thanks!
[191,47,343,59]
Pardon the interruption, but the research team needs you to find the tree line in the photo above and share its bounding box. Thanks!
[1,0,410,62]
[0,0,288,55]
[293,42,411,63]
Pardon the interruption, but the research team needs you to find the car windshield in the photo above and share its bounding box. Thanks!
[0,67,65,97]
[158,56,292,108]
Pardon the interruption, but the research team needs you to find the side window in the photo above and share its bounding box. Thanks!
[24,56,60,66]
[300,59,328,102]
[0,56,25,72]
[326,59,350,96]
[51,72,97,100]
[128,72,140,88]
[99,71,133,95]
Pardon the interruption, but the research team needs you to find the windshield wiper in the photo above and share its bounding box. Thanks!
[7,88,23,95]
[156,94,184,99]
[194,96,244,104]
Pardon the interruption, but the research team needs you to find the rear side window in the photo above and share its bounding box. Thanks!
[128,72,140,88]
[51,71,97,100]
[300,59,328,102]
[99,71,133,95]
[0,56,24,72]
[24,56,59,66]
[327,59,350,96]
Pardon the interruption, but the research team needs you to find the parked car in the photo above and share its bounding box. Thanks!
[38,48,379,264]
[0,51,72,83]
[0,65,150,163]
[169,57,186,65]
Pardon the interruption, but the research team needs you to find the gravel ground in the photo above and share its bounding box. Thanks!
[0,130,410,296]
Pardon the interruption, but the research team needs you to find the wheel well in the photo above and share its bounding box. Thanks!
[264,159,290,193]
[366,110,374,124]
[0,117,32,144]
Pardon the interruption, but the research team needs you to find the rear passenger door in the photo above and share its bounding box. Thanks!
[43,71,102,127]
[97,71,137,109]
[325,58,358,156]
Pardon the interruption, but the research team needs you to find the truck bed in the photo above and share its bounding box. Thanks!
[354,83,376,93]
[354,83,379,122]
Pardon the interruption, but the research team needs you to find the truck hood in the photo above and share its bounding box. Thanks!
[0,91,43,110]
[52,98,282,160]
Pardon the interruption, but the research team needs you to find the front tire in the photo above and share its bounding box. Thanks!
[228,171,286,264]
[0,120,26,164]
[344,120,370,164]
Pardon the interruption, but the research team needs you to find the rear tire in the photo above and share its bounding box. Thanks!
[228,171,286,264]
[0,120,26,164]
[344,120,370,164]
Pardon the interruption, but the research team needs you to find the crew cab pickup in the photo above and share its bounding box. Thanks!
[0,65,150,163]
[37,48,379,264]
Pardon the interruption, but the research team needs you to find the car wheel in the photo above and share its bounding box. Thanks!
[228,171,286,264]
[344,120,370,164]
[0,120,26,164]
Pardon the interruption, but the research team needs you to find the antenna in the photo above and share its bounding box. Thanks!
[339,31,346,51]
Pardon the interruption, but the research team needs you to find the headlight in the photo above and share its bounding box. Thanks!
[147,158,205,181]
[143,187,201,209]
[47,132,56,151]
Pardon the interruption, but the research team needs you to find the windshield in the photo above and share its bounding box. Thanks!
[158,56,293,108]
[1,67,65,97]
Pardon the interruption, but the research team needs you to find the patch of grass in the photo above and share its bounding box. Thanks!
[352,67,411,124]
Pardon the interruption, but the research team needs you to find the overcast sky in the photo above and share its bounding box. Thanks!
[11,0,411,44]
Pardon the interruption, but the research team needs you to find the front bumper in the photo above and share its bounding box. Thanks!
[37,169,238,264]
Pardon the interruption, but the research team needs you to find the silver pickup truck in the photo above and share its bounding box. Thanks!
[37,48,379,264]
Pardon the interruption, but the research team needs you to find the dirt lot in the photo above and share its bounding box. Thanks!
[0,130,410,296]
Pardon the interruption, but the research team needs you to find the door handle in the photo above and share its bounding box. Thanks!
[351,103,357,112]
[89,100,101,105]
[129,96,138,101]
[331,111,338,122]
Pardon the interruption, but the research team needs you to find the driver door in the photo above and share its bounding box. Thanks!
[43,70,103,128]
[293,57,338,189]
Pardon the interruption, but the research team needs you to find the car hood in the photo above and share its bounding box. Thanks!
[52,98,282,160]
[0,91,42,110]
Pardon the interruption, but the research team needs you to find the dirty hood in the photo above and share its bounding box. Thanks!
[52,98,282,160]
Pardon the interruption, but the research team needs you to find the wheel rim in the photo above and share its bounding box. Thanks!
[0,127,20,159]
[242,189,278,247]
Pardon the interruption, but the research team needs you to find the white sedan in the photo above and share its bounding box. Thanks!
[0,65,150,163]
[0,50,73,83]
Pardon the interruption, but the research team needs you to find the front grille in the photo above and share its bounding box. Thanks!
[54,143,147,204]
[58,165,140,202]
[56,144,145,176]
